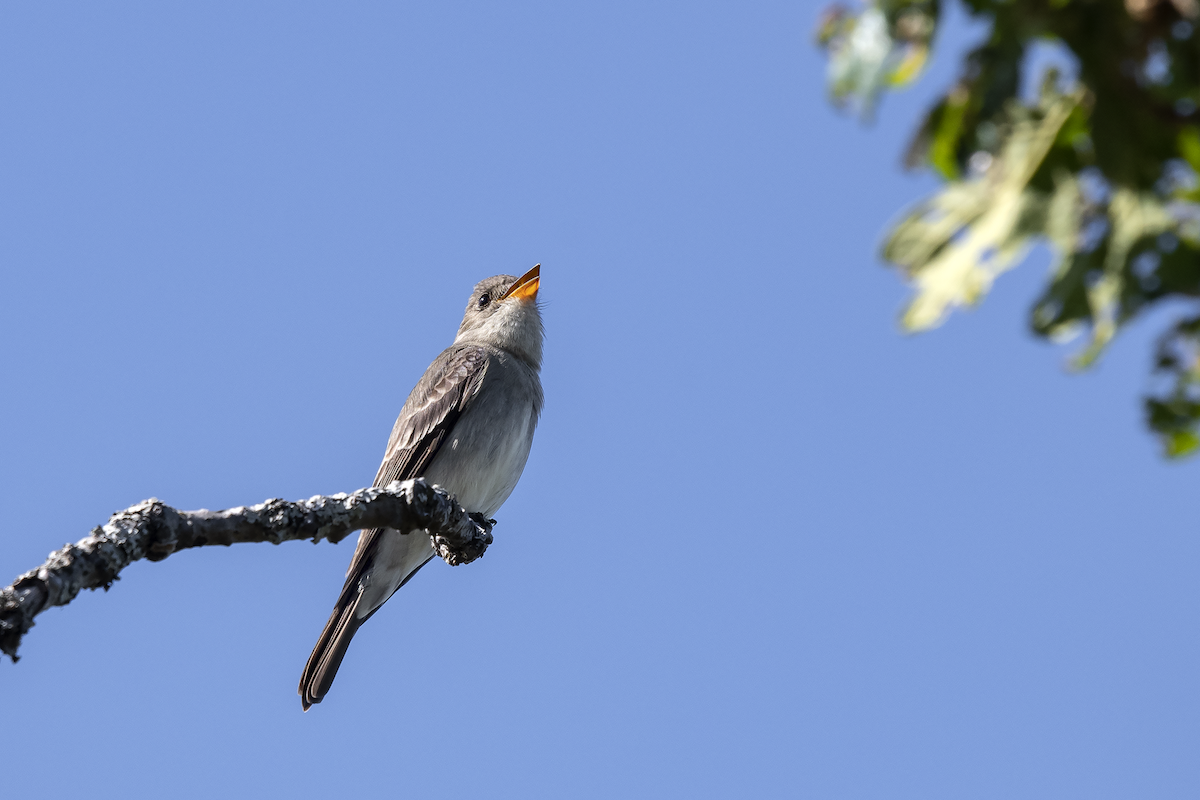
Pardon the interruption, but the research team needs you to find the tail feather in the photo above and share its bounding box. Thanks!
[299,591,364,711]
[298,529,435,711]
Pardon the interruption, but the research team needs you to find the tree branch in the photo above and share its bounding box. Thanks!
[0,479,492,662]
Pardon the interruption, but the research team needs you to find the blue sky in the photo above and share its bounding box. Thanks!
[1,2,1196,798]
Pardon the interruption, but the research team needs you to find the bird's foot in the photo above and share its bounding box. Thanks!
[432,512,495,566]
[468,512,497,533]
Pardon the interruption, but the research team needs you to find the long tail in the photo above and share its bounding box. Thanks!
[299,529,435,710]
[298,589,364,711]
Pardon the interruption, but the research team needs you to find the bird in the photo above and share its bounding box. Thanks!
[299,265,544,710]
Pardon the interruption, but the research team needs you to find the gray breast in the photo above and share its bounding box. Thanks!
[423,351,542,518]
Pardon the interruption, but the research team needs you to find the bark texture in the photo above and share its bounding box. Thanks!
[0,479,492,662]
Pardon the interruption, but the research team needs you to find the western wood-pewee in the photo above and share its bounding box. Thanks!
[299,265,544,710]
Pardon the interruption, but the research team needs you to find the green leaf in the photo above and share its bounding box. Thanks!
[1145,316,1200,459]
[927,90,968,180]
[1072,188,1175,367]
[1177,126,1200,173]
[1029,261,1094,342]
[882,91,1081,331]
[818,1,938,118]
[817,0,1200,459]
[1166,430,1200,458]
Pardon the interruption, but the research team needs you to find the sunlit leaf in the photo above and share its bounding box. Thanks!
[883,92,1080,330]
[818,2,937,118]
[1176,126,1200,172]
[927,89,969,180]
[818,0,1200,457]
[1072,188,1175,366]
[888,44,929,86]
[1166,429,1200,457]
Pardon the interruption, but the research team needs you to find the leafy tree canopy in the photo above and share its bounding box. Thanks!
[818,0,1200,458]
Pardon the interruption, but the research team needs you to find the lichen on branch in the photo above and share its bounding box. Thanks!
[0,479,492,662]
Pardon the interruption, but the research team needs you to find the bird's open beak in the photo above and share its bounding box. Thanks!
[500,264,540,303]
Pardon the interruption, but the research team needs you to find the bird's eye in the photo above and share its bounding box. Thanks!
[478,293,491,308]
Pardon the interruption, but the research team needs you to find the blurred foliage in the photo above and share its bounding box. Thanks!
[818,0,1200,458]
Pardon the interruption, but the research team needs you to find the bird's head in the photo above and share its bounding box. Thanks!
[454,264,544,369]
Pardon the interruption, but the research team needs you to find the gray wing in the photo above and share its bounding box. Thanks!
[298,345,488,709]
[346,344,489,587]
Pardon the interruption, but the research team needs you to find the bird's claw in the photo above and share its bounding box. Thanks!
[468,512,497,533]
[432,512,494,566]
